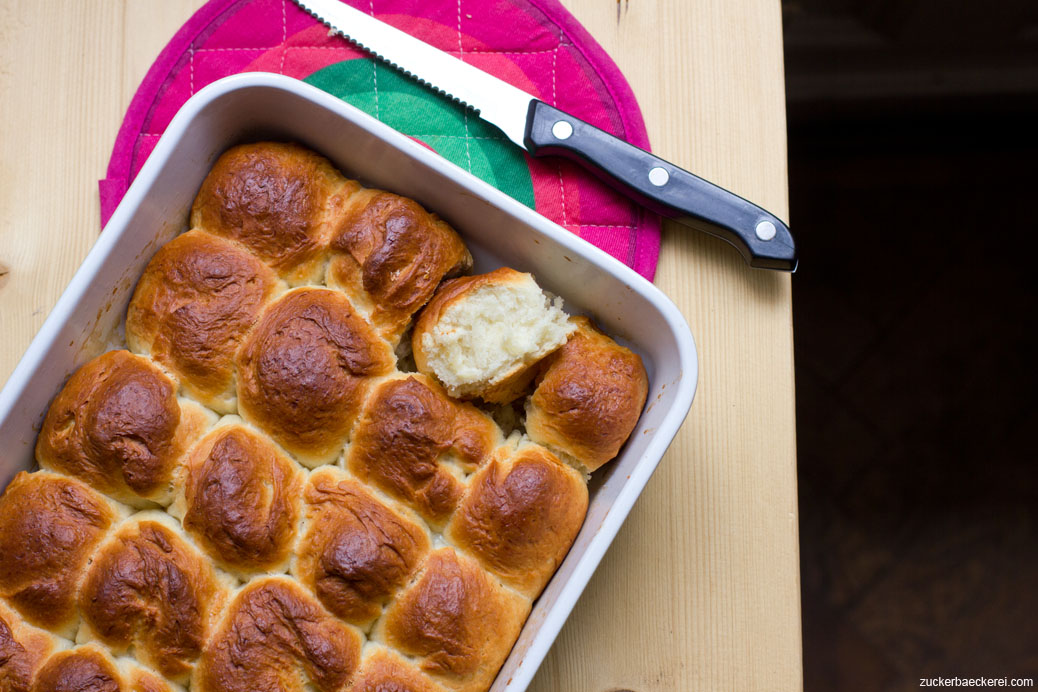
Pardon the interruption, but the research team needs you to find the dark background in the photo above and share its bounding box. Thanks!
[782,1,1038,689]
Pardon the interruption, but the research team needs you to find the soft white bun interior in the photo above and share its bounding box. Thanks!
[419,274,574,398]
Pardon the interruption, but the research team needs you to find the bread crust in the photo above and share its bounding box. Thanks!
[294,467,430,628]
[191,142,359,284]
[349,647,448,692]
[77,513,229,682]
[0,471,121,636]
[35,350,212,506]
[176,422,304,576]
[235,288,394,466]
[126,229,280,413]
[446,443,588,597]
[375,548,529,692]
[526,317,649,472]
[327,189,471,342]
[0,600,62,691]
[192,577,363,692]
[31,644,182,692]
[346,374,499,527]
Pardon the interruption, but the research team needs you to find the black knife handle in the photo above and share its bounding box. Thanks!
[523,100,797,271]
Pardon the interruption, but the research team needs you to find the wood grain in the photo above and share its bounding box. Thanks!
[0,1,802,690]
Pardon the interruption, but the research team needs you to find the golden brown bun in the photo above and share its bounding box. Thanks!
[35,350,213,506]
[446,442,588,598]
[0,601,62,692]
[0,471,122,638]
[525,317,649,472]
[192,577,363,692]
[190,142,358,284]
[126,230,280,413]
[174,421,304,577]
[349,647,448,692]
[235,288,394,466]
[375,548,529,692]
[293,467,430,628]
[30,648,114,692]
[326,189,471,342]
[28,644,182,692]
[346,374,499,527]
[76,512,230,683]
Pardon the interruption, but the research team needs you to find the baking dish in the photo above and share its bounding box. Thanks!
[0,73,697,692]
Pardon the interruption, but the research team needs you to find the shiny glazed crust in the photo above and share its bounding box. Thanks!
[0,141,652,692]
[293,467,430,628]
[346,374,500,528]
[349,647,449,692]
[173,421,304,577]
[235,287,394,466]
[35,350,213,506]
[30,644,181,692]
[126,230,280,413]
[327,188,472,343]
[526,316,649,472]
[446,443,588,598]
[76,513,230,683]
[0,471,121,637]
[0,601,62,691]
[192,577,363,692]
[190,142,358,284]
[374,548,530,692]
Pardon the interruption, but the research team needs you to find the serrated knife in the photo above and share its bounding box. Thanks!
[294,0,797,271]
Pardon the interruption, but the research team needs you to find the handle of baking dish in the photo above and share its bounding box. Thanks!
[523,100,797,272]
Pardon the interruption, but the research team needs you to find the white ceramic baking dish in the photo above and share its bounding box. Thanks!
[0,73,696,691]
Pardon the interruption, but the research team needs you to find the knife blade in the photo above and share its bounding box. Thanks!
[293,0,797,271]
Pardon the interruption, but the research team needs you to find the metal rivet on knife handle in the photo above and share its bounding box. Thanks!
[551,120,573,140]
[648,166,669,187]
[755,220,777,241]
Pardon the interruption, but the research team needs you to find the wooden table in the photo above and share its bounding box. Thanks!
[0,1,801,690]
